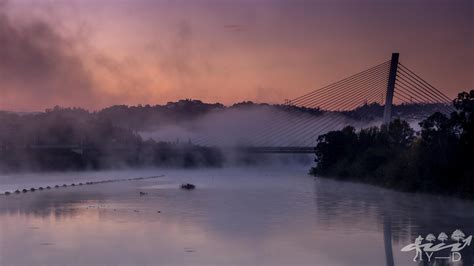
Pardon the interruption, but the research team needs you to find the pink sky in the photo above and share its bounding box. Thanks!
[0,0,472,111]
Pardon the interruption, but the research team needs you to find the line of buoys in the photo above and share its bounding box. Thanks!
[2,175,165,196]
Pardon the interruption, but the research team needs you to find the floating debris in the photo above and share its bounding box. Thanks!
[139,192,148,196]
[181,183,196,190]
[4,191,11,195]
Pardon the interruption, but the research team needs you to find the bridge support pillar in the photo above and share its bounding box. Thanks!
[383,53,399,125]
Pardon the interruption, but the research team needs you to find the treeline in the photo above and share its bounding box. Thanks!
[0,105,223,172]
[0,97,459,172]
[1,99,447,134]
[0,141,224,172]
[310,90,474,199]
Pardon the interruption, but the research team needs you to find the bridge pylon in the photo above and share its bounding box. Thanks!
[383,53,399,124]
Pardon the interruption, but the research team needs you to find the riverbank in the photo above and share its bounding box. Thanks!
[310,90,474,200]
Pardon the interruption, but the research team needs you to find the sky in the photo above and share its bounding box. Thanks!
[0,0,472,111]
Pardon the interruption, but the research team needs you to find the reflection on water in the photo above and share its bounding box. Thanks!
[0,167,473,266]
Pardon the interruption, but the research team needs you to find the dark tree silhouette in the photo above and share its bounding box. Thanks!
[311,90,474,199]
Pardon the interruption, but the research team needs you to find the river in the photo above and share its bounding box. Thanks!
[1,166,473,266]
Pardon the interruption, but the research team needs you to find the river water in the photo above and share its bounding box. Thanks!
[1,166,473,266]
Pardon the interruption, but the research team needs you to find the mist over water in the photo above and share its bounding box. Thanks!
[138,106,388,147]
[1,167,472,266]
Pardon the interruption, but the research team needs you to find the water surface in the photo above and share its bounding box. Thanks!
[1,167,473,266]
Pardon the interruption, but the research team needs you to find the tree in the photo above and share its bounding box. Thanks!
[438,232,448,242]
[452,90,474,151]
[382,119,414,148]
[453,90,474,116]
[312,126,357,176]
[425,233,436,242]
[451,229,466,242]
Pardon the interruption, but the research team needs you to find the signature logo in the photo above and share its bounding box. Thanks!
[401,229,472,262]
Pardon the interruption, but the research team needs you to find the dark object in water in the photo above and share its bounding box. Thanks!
[46,186,51,189]
[15,190,21,194]
[139,192,148,196]
[71,183,76,186]
[22,189,28,193]
[55,185,60,188]
[62,184,67,187]
[38,187,43,190]
[79,183,83,186]
[181,183,196,190]
[30,188,36,192]
[5,191,11,195]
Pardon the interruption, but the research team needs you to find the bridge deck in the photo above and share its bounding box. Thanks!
[23,145,316,154]
[242,147,315,154]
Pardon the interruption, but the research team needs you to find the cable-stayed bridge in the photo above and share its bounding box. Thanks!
[25,53,453,154]
[190,53,453,152]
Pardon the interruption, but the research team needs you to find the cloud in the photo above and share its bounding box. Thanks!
[0,3,97,110]
[223,24,248,32]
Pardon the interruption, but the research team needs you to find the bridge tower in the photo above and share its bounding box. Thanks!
[383,53,399,124]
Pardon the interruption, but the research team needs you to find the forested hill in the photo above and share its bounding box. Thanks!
[1,99,450,132]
